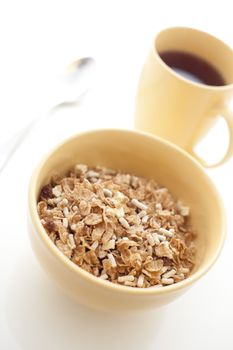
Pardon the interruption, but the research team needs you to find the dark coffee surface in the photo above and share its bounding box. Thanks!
[159,50,226,86]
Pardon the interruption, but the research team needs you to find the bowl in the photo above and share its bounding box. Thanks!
[28,129,226,312]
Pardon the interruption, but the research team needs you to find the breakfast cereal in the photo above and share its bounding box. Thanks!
[37,164,196,288]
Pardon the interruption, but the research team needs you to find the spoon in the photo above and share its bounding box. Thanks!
[0,57,95,173]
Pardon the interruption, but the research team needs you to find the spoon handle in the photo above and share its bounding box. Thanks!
[0,120,38,173]
[0,91,87,174]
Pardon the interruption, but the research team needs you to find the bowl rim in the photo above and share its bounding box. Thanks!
[28,128,227,296]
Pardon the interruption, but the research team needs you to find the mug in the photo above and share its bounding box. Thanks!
[135,27,233,167]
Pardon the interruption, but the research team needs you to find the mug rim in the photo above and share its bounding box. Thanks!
[28,128,227,296]
[153,26,233,91]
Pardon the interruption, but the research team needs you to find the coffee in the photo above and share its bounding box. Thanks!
[159,50,226,86]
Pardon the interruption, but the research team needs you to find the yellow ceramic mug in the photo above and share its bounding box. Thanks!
[135,27,233,167]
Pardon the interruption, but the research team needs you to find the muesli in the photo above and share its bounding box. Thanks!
[37,164,196,288]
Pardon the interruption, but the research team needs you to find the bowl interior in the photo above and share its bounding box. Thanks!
[32,129,225,280]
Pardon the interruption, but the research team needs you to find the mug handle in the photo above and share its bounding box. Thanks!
[190,107,233,168]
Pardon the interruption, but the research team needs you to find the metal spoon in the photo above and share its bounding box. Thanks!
[0,57,95,173]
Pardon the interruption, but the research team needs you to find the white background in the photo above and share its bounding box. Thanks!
[0,1,233,349]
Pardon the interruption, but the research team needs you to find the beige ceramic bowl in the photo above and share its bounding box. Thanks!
[28,129,226,312]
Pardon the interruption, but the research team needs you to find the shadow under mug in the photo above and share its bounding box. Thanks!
[135,27,233,167]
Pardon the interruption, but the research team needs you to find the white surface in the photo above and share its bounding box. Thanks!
[0,1,233,349]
